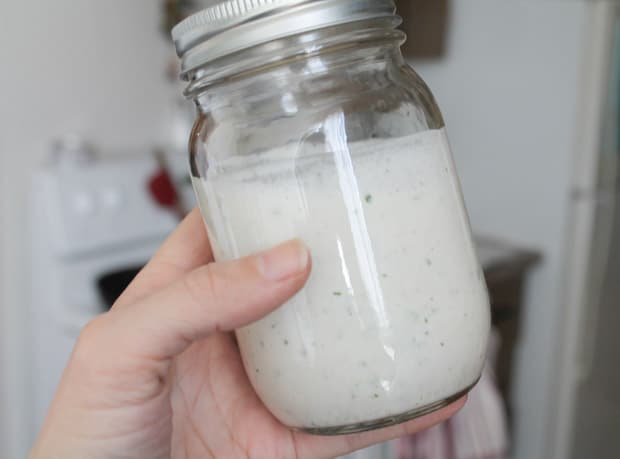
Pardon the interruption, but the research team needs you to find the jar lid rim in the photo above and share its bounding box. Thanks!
[172,0,397,75]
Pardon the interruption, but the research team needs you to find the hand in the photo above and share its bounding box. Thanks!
[30,209,465,459]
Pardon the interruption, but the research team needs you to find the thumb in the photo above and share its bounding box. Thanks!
[87,239,311,363]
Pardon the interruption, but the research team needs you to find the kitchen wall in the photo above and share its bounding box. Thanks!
[0,2,178,457]
[408,1,590,458]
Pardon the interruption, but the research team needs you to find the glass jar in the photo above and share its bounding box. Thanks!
[172,0,490,435]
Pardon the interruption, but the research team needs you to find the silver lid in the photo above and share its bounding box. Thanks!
[172,0,397,76]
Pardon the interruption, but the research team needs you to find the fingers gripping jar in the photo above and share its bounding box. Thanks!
[172,0,491,435]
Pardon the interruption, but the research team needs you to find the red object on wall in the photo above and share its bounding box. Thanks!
[148,168,179,208]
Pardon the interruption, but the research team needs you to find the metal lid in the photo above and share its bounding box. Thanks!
[172,0,397,76]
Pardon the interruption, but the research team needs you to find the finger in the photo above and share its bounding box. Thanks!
[114,208,213,309]
[295,397,467,459]
[102,239,311,360]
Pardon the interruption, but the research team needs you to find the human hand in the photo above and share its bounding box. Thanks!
[30,209,465,459]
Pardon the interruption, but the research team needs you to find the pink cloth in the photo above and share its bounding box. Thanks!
[395,330,509,459]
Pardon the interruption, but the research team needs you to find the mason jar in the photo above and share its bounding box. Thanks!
[172,0,490,435]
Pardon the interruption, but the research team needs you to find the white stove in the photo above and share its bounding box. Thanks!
[28,142,192,435]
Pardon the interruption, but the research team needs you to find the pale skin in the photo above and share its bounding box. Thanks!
[30,209,465,459]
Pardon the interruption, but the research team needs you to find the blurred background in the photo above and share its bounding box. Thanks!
[1,1,618,458]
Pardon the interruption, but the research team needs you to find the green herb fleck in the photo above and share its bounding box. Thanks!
[426,258,433,266]
[424,317,429,324]
[382,273,388,279]
[333,291,342,296]
[373,393,380,399]
[365,194,373,204]
[440,342,445,347]
[283,339,289,346]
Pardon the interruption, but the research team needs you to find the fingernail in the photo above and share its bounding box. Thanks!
[257,240,310,281]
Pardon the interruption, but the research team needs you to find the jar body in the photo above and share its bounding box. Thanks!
[189,38,490,434]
